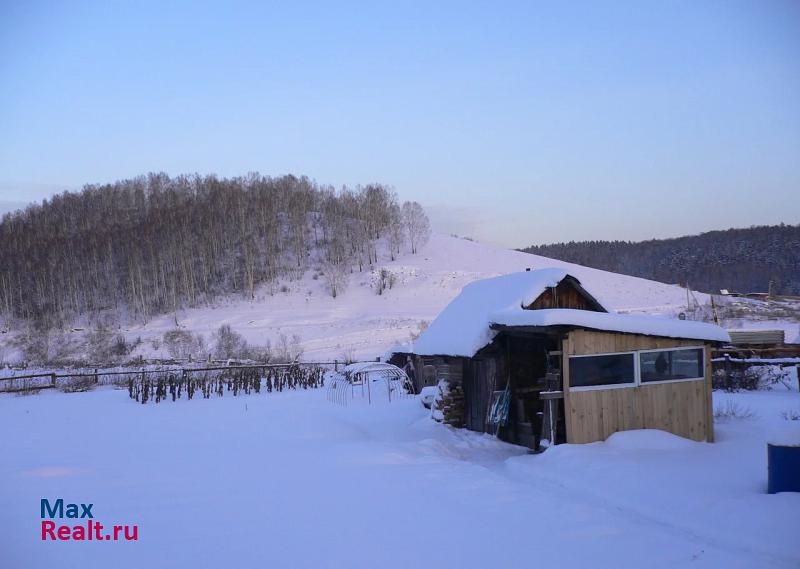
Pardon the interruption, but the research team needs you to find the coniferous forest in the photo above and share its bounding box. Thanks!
[521,224,800,296]
[0,173,430,328]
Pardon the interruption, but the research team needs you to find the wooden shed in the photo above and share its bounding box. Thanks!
[403,269,730,450]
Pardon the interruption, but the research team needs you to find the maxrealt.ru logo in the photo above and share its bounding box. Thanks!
[40,499,138,541]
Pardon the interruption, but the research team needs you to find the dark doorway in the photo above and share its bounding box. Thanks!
[504,334,563,449]
[464,358,496,432]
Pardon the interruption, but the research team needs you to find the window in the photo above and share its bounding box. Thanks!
[640,348,704,383]
[569,346,706,391]
[569,353,636,389]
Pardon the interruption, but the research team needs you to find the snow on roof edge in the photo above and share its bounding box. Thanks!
[490,309,731,344]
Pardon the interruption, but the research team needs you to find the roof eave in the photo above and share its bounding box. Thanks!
[490,322,722,344]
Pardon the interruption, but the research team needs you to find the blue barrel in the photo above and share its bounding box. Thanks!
[768,443,800,494]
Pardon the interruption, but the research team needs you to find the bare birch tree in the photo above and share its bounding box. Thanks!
[402,201,431,254]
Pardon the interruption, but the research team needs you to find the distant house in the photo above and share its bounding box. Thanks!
[719,289,742,297]
[400,269,729,450]
[727,329,785,347]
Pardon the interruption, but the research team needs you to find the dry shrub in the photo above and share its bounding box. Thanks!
[713,400,756,422]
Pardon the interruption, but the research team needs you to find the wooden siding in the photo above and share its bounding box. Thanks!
[526,279,604,311]
[704,344,714,442]
[562,330,714,444]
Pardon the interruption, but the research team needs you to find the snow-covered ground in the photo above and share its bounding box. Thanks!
[1,385,798,568]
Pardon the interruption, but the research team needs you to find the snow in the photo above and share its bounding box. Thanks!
[723,320,800,346]
[768,436,800,446]
[419,385,438,408]
[492,308,731,343]
[341,361,402,375]
[713,356,800,364]
[412,269,729,357]
[1,385,798,568]
[413,268,570,356]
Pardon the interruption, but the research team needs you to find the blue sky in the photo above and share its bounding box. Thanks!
[1,1,798,246]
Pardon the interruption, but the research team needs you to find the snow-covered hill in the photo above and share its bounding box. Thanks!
[118,233,722,361]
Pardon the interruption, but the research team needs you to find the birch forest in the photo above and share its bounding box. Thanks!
[0,173,430,329]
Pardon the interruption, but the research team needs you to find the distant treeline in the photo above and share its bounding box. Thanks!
[0,173,430,327]
[521,224,800,295]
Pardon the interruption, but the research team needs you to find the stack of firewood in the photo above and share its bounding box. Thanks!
[437,379,465,427]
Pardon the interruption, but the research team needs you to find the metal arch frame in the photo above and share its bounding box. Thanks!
[326,363,414,406]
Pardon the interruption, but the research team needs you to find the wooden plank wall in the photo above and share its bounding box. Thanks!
[527,280,602,311]
[562,330,714,444]
[419,357,464,384]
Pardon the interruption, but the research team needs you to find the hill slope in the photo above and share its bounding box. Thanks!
[5,232,798,365]
[119,233,721,361]
[0,173,426,327]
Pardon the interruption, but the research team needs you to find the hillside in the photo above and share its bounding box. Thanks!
[520,224,800,295]
[0,173,428,327]
[4,231,799,366]
[72,234,727,362]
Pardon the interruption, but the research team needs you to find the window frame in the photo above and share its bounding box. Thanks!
[568,345,706,392]
[568,350,638,392]
[637,346,705,385]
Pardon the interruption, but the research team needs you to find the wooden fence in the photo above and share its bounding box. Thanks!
[0,358,380,394]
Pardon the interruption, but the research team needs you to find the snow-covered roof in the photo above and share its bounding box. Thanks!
[412,269,730,357]
[413,269,573,357]
[491,309,730,344]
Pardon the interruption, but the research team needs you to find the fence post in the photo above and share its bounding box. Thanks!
[724,355,732,391]
[50,373,56,387]
[94,368,99,384]
[796,364,799,392]
[334,359,338,372]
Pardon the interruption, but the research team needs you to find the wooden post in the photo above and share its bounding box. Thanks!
[94,368,99,384]
[724,354,732,391]
[561,334,572,443]
[50,373,56,387]
[704,344,715,443]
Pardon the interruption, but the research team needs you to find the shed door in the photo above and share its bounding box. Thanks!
[465,359,495,432]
